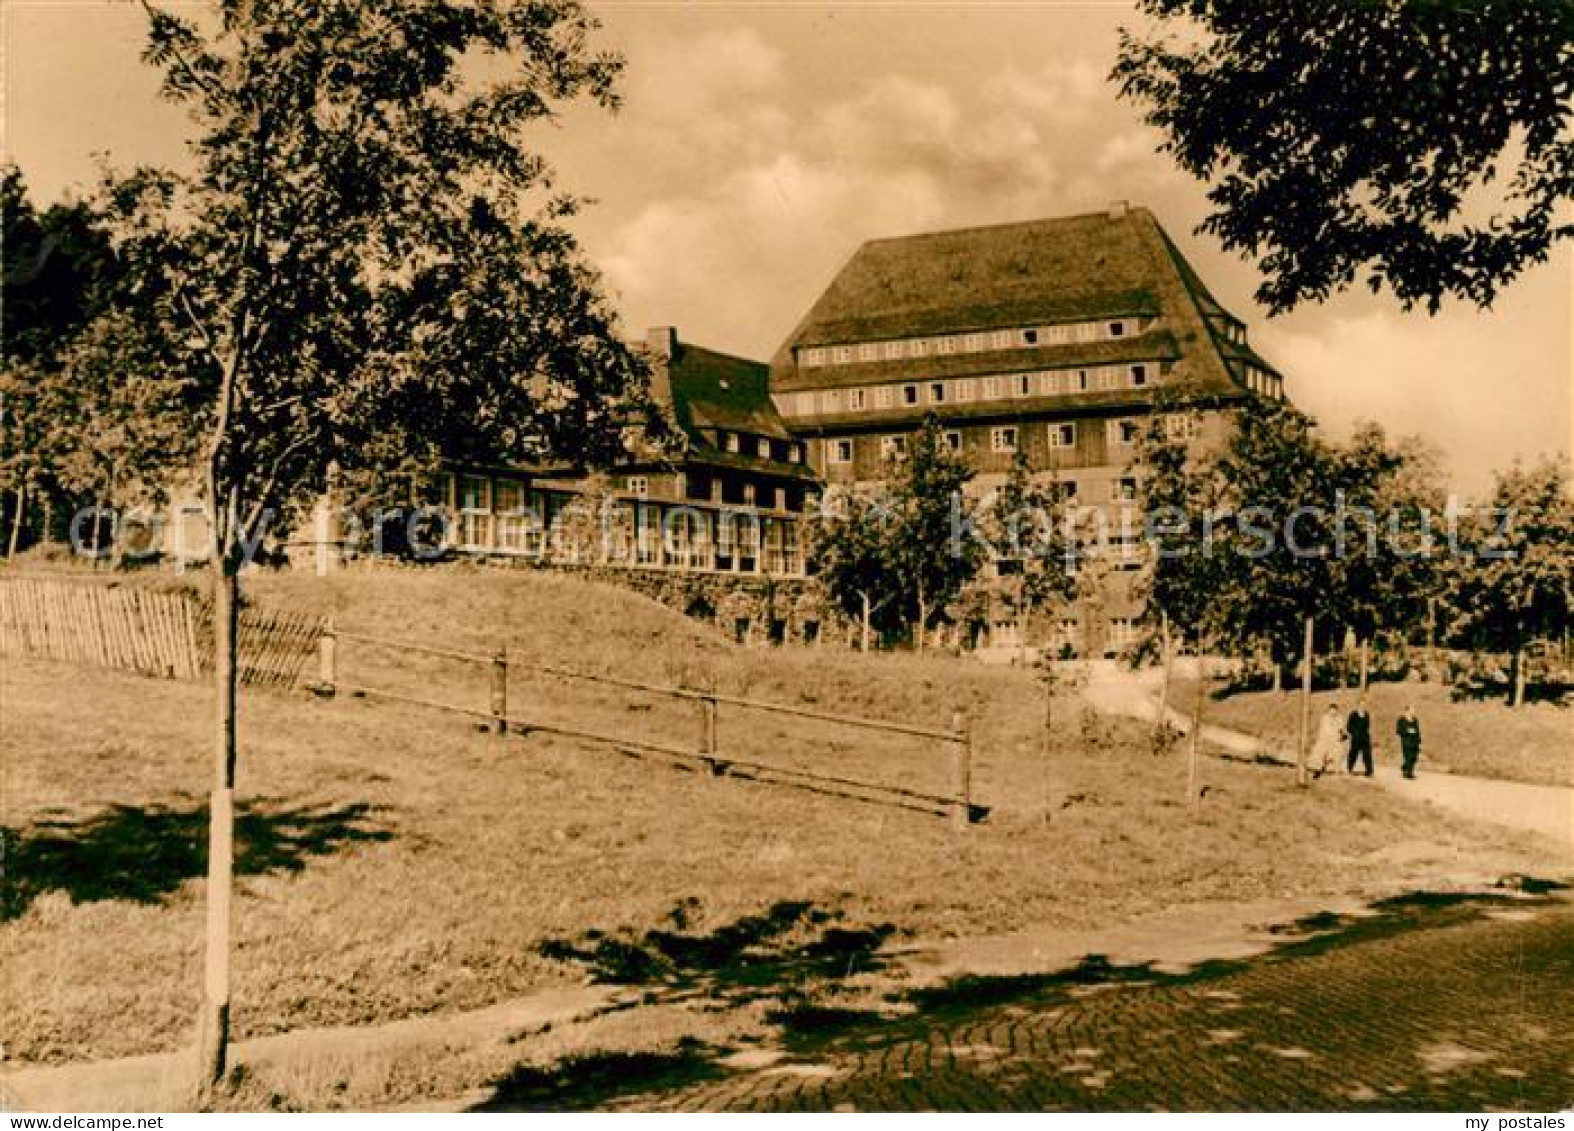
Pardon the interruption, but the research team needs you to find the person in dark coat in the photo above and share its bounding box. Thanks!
[1346,697,1373,776]
[1396,705,1422,779]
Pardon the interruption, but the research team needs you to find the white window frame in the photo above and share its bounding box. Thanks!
[929,381,947,404]
[991,329,1014,349]
[821,390,841,413]
[1107,320,1127,339]
[1047,422,1076,449]
[1014,372,1035,397]
[625,475,649,498]
[980,375,1000,399]
[990,426,1018,453]
[875,385,895,408]
[902,384,920,406]
[857,343,879,362]
[953,378,976,403]
[1107,418,1139,446]
[829,439,854,465]
[847,388,866,411]
[880,434,908,460]
[944,430,963,453]
[964,333,985,352]
[936,336,958,355]
[832,345,852,363]
[1130,364,1148,387]
[1022,328,1039,346]
[1097,367,1120,391]
[883,340,904,360]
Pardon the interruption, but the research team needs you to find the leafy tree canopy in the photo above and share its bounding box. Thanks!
[1115,0,1574,313]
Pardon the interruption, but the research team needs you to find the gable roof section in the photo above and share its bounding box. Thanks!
[654,339,793,443]
[771,206,1277,401]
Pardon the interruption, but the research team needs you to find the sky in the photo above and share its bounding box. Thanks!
[5,0,1570,495]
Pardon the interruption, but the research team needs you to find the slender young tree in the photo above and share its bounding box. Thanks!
[888,416,982,652]
[120,0,647,1094]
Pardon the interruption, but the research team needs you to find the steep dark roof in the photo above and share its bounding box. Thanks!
[771,206,1278,400]
[661,343,793,441]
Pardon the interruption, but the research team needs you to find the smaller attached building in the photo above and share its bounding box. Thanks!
[437,327,818,576]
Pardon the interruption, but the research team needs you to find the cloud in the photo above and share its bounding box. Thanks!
[1257,305,1571,495]
[591,42,1137,354]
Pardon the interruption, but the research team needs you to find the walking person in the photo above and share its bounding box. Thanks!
[1346,696,1374,777]
[1312,701,1345,779]
[1396,704,1422,779]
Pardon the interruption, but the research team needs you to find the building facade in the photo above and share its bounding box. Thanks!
[437,327,819,577]
[768,203,1287,655]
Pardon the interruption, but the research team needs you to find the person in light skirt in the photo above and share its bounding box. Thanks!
[1312,701,1346,778]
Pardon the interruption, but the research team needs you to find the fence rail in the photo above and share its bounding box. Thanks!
[0,576,325,689]
[318,622,977,826]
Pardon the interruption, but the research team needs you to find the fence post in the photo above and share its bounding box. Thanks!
[702,678,721,773]
[491,644,508,735]
[316,617,337,697]
[951,709,972,830]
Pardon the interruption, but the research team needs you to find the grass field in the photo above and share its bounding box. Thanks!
[1172,675,1573,787]
[2,566,1559,1092]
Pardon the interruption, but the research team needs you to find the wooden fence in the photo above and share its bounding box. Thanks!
[317,624,978,827]
[0,576,324,689]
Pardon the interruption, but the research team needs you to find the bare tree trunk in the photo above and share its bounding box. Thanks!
[1041,664,1055,823]
[41,493,55,547]
[1509,639,1526,707]
[1154,610,1174,737]
[1296,614,1314,786]
[1358,637,1370,694]
[196,558,240,1096]
[1187,648,1206,805]
[915,590,928,655]
[860,592,870,654]
[1271,660,1283,693]
[90,500,104,568]
[7,485,25,557]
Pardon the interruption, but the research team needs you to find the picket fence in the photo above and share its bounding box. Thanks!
[0,576,323,688]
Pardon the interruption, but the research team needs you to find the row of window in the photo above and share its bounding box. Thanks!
[797,317,1147,368]
[1243,366,1282,398]
[827,416,1166,465]
[778,362,1163,418]
[719,432,805,464]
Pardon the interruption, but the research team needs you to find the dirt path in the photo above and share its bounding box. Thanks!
[1082,665,1573,851]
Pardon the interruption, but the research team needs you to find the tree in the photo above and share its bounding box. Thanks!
[1134,398,1222,735]
[1327,423,1447,689]
[120,0,645,1094]
[887,417,982,652]
[982,451,1078,658]
[1,166,120,552]
[807,417,982,652]
[1445,459,1573,706]
[1114,1,1574,314]
[807,484,902,651]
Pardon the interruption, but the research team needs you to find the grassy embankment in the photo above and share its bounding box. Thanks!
[1171,675,1572,788]
[2,565,1559,1104]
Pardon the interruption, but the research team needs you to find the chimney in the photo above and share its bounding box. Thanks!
[1107,200,1130,219]
[646,325,678,359]
[643,326,676,410]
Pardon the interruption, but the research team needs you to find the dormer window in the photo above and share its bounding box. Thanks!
[1131,364,1148,387]
[757,438,771,459]
[1108,320,1127,339]
[1022,329,1039,345]
[724,433,741,453]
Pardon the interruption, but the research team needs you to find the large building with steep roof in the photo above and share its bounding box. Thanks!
[770,202,1287,655]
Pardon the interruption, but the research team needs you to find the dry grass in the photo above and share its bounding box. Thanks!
[1173,676,1573,787]
[1,566,1556,1079]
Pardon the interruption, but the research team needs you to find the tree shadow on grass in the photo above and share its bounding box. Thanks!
[474,1039,723,1112]
[1,798,393,920]
[538,899,897,1009]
